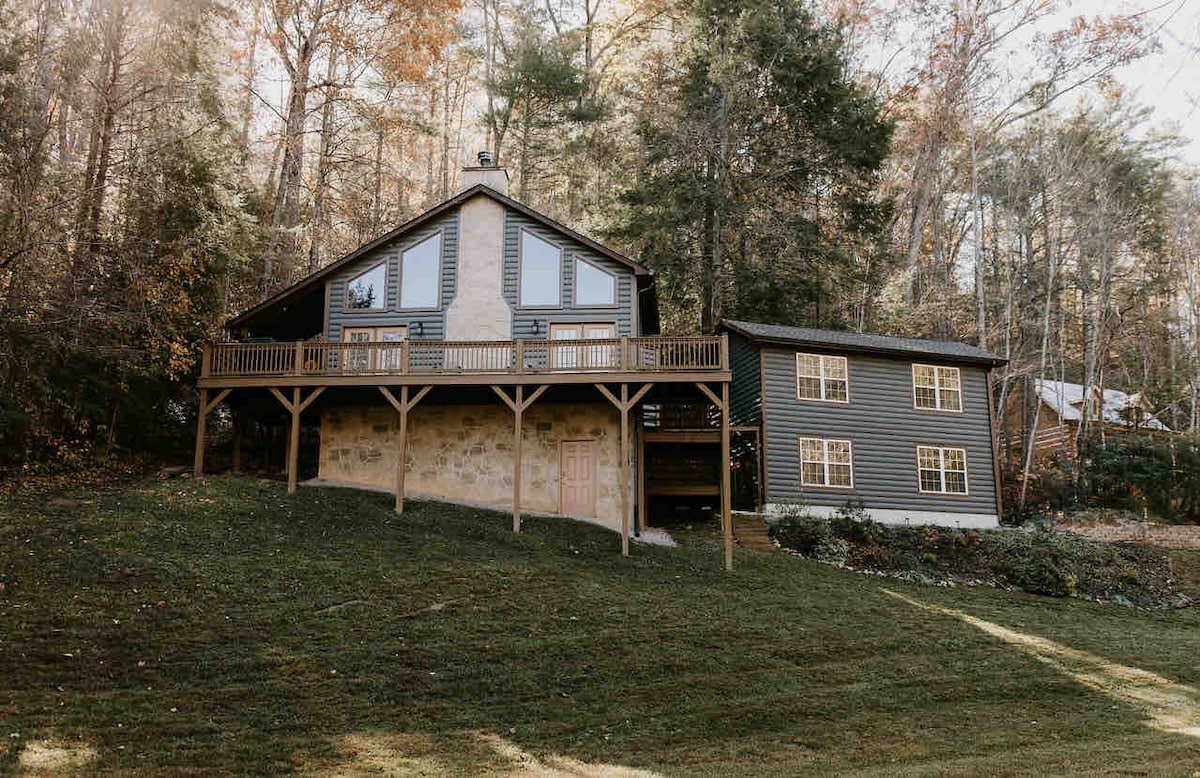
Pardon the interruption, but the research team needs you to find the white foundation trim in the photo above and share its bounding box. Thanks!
[761,503,1000,530]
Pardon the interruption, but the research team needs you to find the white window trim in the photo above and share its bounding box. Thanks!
[915,445,970,496]
[798,436,855,489]
[912,364,963,413]
[795,353,850,403]
[518,228,563,308]
[399,232,443,311]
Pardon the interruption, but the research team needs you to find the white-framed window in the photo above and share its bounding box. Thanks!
[916,445,968,495]
[799,437,854,489]
[912,364,962,411]
[400,233,441,309]
[574,257,616,306]
[519,229,562,307]
[796,353,849,402]
[345,261,387,310]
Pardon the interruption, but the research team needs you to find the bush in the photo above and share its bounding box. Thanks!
[770,507,1187,606]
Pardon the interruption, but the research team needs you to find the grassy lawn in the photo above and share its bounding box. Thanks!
[2,477,1199,775]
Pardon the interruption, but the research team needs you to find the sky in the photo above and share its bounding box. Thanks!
[1039,0,1200,164]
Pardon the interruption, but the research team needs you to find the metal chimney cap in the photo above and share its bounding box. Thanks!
[477,150,494,167]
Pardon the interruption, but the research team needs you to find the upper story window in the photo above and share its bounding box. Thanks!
[796,353,849,402]
[519,229,562,307]
[346,261,387,310]
[400,233,441,309]
[799,437,854,488]
[913,364,962,411]
[917,445,968,495]
[574,258,616,306]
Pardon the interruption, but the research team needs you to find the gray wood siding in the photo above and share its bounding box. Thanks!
[761,348,999,515]
[502,210,637,337]
[729,332,761,425]
[325,210,459,341]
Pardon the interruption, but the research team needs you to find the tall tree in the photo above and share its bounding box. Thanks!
[613,0,893,333]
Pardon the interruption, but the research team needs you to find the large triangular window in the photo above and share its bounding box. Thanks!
[574,257,616,306]
[346,261,387,310]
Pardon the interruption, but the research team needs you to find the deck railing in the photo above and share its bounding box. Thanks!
[202,335,728,379]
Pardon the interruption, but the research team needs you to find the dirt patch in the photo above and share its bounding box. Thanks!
[1060,521,1200,550]
[884,589,1200,738]
[305,731,663,777]
[17,739,99,774]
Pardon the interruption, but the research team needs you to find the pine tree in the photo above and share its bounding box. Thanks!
[612,0,893,333]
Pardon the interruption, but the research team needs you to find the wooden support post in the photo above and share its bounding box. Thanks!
[514,385,524,533]
[619,383,630,557]
[268,386,326,496]
[194,389,209,477]
[287,387,301,493]
[193,388,231,478]
[721,382,733,572]
[492,384,549,534]
[595,382,654,557]
[378,385,432,515]
[636,408,647,532]
[231,412,243,474]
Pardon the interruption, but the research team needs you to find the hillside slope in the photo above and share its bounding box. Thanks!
[2,477,1198,775]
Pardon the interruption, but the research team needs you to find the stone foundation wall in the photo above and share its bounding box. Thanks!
[318,402,624,526]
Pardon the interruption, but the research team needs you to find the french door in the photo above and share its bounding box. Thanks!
[342,326,407,372]
[550,323,617,369]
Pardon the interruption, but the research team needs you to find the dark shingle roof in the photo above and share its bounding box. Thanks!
[720,319,1006,366]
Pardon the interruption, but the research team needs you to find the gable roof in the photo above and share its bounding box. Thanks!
[228,184,651,331]
[720,319,1006,367]
[1034,379,1170,431]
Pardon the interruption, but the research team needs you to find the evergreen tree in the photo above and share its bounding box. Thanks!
[612,0,893,332]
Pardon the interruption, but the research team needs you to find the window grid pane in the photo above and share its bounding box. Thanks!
[800,438,852,487]
[917,446,967,494]
[798,376,823,400]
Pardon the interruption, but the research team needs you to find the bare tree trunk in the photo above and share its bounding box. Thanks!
[308,42,340,273]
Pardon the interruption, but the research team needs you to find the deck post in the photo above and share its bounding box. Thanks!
[491,385,549,534]
[379,385,432,515]
[397,386,409,513]
[513,385,524,533]
[231,412,243,474]
[636,407,647,532]
[595,383,652,557]
[721,382,733,572]
[620,383,630,557]
[287,387,301,493]
[193,388,209,477]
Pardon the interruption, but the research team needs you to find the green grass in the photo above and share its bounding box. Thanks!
[2,477,1199,775]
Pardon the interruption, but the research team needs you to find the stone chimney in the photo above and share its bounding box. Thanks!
[459,150,510,195]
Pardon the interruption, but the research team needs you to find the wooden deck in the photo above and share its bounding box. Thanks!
[193,334,736,570]
[199,335,730,388]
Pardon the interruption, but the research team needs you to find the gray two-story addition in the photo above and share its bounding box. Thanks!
[722,320,1006,528]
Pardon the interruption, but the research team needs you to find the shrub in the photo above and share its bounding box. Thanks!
[771,508,1186,606]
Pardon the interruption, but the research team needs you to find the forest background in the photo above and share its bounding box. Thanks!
[2,0,1199,519]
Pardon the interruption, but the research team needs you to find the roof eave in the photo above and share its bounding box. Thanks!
[719,320,1008,368]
